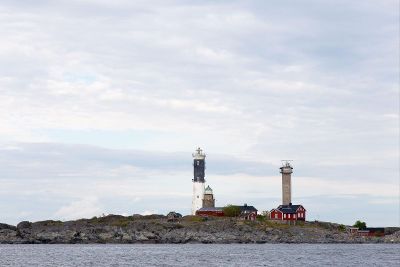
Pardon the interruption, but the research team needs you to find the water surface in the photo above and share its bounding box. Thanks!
[0,244,399,266]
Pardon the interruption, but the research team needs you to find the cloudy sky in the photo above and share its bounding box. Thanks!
[0,0,398,226]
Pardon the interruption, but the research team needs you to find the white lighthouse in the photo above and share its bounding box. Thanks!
[191,147,206,215]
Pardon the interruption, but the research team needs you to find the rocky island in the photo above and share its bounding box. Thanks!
[1,215,399,244]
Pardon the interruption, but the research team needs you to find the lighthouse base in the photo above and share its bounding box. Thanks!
[191,182,205,215]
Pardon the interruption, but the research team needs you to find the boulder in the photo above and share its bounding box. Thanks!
[17,221,32,230]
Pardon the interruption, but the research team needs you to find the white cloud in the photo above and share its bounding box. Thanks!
[0,1,398,226]
[54,196,102,220]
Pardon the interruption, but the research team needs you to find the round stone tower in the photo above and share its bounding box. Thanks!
[280,161,293,206]
[191,147,206,215]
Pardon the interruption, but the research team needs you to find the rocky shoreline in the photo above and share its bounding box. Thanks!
[1,215,399,244]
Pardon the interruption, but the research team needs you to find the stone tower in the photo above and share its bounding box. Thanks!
[280,161,293,205]
[202,185,215,208]
[191,147,206,215]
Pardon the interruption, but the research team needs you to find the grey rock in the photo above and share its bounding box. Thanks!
[0,223,16,231]
[17,221,32,230]
[0,216,398,244]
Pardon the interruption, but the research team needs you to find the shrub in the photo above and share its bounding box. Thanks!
[353,220,367,230]
[223,205,241,217]
[256,215,266,221]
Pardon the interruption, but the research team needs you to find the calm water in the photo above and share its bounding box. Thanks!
[0,244,399,266]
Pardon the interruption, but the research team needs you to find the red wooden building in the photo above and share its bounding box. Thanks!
[349,227,385,237]
[196,207,224,217]
[270,204,306,221]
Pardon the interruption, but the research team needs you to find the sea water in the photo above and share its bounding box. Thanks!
[0,244,399,266]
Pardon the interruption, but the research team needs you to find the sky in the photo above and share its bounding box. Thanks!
[0,0,398,226]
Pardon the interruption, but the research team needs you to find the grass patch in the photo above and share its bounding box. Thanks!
[182,215,205,222]
[38,220,64,226]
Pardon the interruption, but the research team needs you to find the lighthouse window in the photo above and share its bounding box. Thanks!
[197,161,199,166]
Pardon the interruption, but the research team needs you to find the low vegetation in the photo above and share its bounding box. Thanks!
[182,215,205,222]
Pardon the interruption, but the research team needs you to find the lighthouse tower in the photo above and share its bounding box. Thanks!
[191,147,206,215]
[280,161,293,205]
[202,185,215,208]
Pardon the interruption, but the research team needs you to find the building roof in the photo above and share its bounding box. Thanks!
[197,207,224,212]
[274,204,304,214]
[198,205,258,213]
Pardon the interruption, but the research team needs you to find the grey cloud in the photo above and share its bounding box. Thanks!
[0,142,395,182]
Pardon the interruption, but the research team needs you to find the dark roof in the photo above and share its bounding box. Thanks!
[238,204,257,212]
[275,204,304,214]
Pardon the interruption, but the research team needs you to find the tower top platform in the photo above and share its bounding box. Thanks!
[280,160,293,174]
[192,147,206,160]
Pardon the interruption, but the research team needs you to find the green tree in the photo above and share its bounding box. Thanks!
[223,205,241,217]
[353,220,367,230]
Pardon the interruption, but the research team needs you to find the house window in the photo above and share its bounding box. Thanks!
[283,214,286,219]
[275,213,278,219]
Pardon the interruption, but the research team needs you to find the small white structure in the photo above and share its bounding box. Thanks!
[191,147,206,215]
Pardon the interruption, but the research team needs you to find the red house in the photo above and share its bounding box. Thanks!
[239,211,257,221]
[270,204,306,221]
